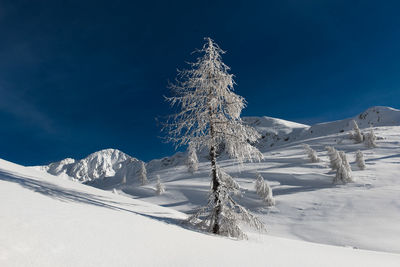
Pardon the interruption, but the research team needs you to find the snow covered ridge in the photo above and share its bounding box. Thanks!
[305,106,400,136]
[40,148,143,183]
[251,106,400,150]
[243,116,309,136]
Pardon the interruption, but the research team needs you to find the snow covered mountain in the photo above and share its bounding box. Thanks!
[40,149,143,184]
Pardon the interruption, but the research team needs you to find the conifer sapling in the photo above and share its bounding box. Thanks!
[351,120,364,143]
[355,150,366,170]
[155,175,165,195]
[255,173,275,207]
[303,144,320,163]
[326,146,353,184]
[364,129,377,148]
[187,142,199,174]
[138,162,148,185]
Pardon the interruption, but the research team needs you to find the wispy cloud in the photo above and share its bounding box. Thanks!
[0,85,55,133]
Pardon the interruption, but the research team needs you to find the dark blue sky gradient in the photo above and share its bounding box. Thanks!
[1,0,400,165]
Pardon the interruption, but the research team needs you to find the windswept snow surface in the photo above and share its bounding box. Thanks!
[1,158,399,267]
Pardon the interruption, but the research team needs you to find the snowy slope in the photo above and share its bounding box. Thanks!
[35,106,400,255]
[254,106,400,150]
[1,158,400,267]
[123,125,400,254]
[243,116,309,135]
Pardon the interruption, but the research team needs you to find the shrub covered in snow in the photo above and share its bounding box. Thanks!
[364,129,377,148]
[187,142,199,174]
[155,175,165,195]
[303,144,320,163]
[355,150,366,170]
[255,173,275,207]
[334,151,353,184]
[326,146,353,184]
[326,146,341,171]
[350,120,364,143]
[138,162,148,185]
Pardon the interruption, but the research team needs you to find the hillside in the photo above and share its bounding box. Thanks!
[1,158,400,266]
[34,106,400,255]
[252,106,400,150]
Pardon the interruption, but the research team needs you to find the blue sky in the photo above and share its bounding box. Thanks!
[1,0,400,165]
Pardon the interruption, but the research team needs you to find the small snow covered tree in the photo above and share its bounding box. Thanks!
[339,151,352,174]
[364,129,377,148]
[326,146,341,170]
[355,150,366,170]
[138,162,148,185]
[255,173,275,207]
[187,142,199,174]
[155,175,165,195]
[326,146,353,184]
[303,144,320,163]
[165,37,264,238]
[351,120,364,143]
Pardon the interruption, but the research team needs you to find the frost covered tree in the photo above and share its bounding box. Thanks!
[255,173,275,207]
[339,151,352,174]
[355,150,366,170]
[165,37,264,238]
[326,146,353,184]
[326,146,341,170]
[187,142,199,174]
[350,120,364,143]
[138,162,148,185]
[155,175,165,195]
[303,144,320,163]
[364,129,377,148]
[334,151,353,184]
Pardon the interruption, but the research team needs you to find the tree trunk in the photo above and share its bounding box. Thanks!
[210,144,221,234]
[208,73,220,234]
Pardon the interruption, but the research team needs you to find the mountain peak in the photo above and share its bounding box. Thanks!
[44,148,142,183]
